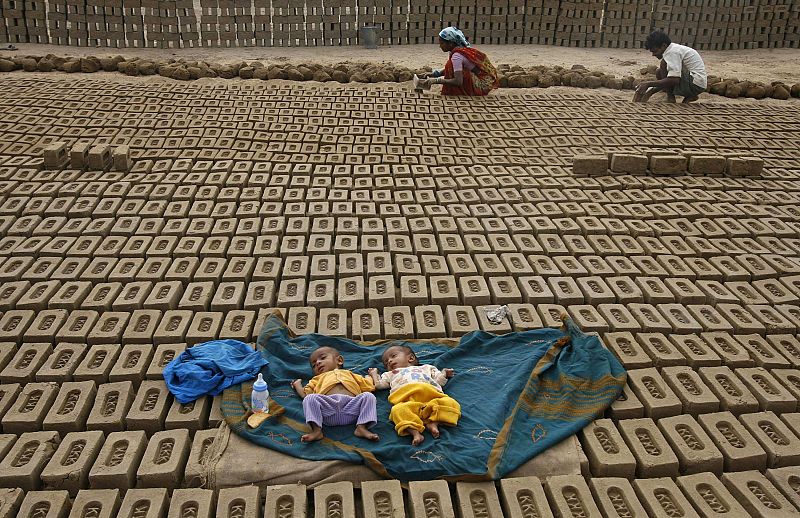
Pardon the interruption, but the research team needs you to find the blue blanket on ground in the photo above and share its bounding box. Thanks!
[164,339,269,404]
[222,312,626,480]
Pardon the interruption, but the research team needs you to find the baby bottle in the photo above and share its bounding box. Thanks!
[251,373,270,413]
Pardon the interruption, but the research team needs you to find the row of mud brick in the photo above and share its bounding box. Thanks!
[2,455,800,516]
[573,151,764,178]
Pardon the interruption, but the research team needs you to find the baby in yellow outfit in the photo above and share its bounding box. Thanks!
[369,345,460,446]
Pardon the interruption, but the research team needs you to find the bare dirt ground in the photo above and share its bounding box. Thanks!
[3,43,800,85]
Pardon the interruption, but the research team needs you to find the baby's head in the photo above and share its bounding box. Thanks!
[382,345,418,371]
[309,346,344,375]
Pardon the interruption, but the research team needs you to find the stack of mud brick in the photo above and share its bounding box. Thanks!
[506,0,525,43]
[176,0,199,47]
[365,0,392,46]
[473,0,507,45]
[388,0,408,44]
[441,0,475,42]
[213,1,235,46]
[325,0,358,45]
[234,0,254,47]
[199,0,219,46]
[253,0,271,46]
[408,0,437,45]
[692,0,725,50]
[0,2,5,42]
[554,0,602,47]
[602,0,651,49]
[63,0,88,45]
[121,0,144,47]
[525,0,558,45]
[23,0,46,42]
[84,0,124,48]
[787,1,800,48]
[271,0,304,46]
[651,0,695,47]
[2,0,25,43]
[759,0,793,49]
[305,0,324,46]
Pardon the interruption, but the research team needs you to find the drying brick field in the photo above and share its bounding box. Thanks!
[0,70,799,517]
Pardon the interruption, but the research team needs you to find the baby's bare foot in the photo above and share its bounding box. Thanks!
[410,429,425,446]
[301,428,324,442]
[354,425,379,441]
[426,422,441,439]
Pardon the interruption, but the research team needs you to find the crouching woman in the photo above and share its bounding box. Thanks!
[418,27,499,96]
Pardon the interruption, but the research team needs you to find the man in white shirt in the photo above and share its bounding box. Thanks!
[634,30,707,104]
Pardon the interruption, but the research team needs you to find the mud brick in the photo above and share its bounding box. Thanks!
[0,430,60,491]
[0,280,30,309]
[1,343,53,383]
[15,490,72,518]
[611,154,648,175]
[445,305,479,337]
[313,482,354,518]
[382,306,413,339]
[537,304,568,329]
[360,480,405,518]
[82,283,123,311]
[178,282,214,312]
[475,254,509,277]
[183,429,217,489]
[0,310,35,344]
[185,312,224,345]
[0,383,21,427]
[17,281,62,311]
[2,381,59,434]
[687,304,735,333]
[635,332,686,367]
[576,276,615,305]
[701,332,754,368]
[667,334,720,368]
[663,278,704,304]
[169,489,214,518]
[265,483,307,518]
[125,379,171,436]
[276,278,307,308]
[676,472,749,518]
[572,155,608,177]
[722,471,797,517]
[749,304,797,334]
[351,309,382,341]
[409,480,454,518]
[765,467,800,511]
[152,311,192,345]
[23,310,68,344]
[543,474,603,518]
[634,277,672,303]
[773,368,800,402]
[606,276,644,304]
[117,488,169,518]
[429,275,459,305]
[698,367,760,415]
[108,343,153,387]
[487,276,523,304]
[474,305,511,334]
[219,311,254,342]
[143,281,182,310]
[111,281,152,311]
[0,343,16,373]
[597,304,639,332]
[580,419,636,478]
[70,489,121,518]
[627,368,683,419]
[543,276,580,307]
[413,305,446,339]
[736,366,797,412]
[398,276,429,306]
[121,310,160,345]
[658,414,724,476]
[588,478,648,518]
[79,259,117,284]
[86,312,128,346]
[165,396,209,434]
[41,430,104,496]
[726,157,763,177]
[42,380,96,435]
[72,344,121,385]
[632,478,700,518]
[698,410,768,472]
[314,309,345,337]
[496,477,552,518]
[367,275,397,309]
[604,332,651,369]
[209,282,245,312]
[284,307,314,336]
[618,417,680,478]
[70,143,90,169]
[567,305,609,333]
[656,303,703,334]
[146,344,185,381]
[628,304,673,335]
[136,428,190,490]
[216,485,260,518]
[86,381,134,434]
[505,304,543,332]
[454,482,502,518]
[337,277,366,310]
[244,281,276,311]
[650,155,687,175]
[661,366,720,416]
[739,410,800,468]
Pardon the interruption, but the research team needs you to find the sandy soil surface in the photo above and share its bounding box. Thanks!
[3,43,800,85]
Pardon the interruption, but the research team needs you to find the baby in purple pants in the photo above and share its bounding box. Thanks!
[291,346,380,443]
